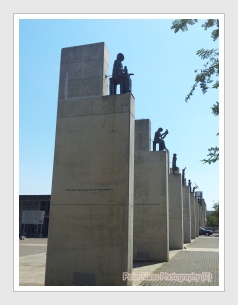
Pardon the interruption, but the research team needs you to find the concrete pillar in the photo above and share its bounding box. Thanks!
[133,119,169,262]
[135,119,151,151]
[57,42,109,99]
[201,199,207,228]
[183,185,191,243]
[195,197,199,237]
[198,199,206,228]
[190,193,196,239]
[169,169,183,250]
[45,43,135,286]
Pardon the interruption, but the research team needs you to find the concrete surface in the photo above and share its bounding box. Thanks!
[19,235,219,287]
[169,171,183,250]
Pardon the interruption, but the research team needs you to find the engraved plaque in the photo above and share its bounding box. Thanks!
[137,252,150,259]
[73,272,96,286]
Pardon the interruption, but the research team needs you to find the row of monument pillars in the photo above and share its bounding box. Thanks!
[45,42,205,286]
[134,119,169,262]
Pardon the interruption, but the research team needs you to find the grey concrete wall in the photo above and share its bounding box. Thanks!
[169,171,183,250]
[199,199,206,228]
[183,185,191,243]
[58,42,109,99]
[45,43,135,286]
[45,94,135,286]
[135,119,151,151]
[133,150,169,262]
[190,193,196,239]
[195,198,199,237]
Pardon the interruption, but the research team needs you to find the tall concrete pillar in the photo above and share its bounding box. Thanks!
[133,119,169,262]
[135,119,151,151]
[195,197,199,237]
[169,169,183,250]
[199,199,207,228]
[190,193,196,239]
[183,185,191,243]
[196,191,207,229]
[45,43,135,286]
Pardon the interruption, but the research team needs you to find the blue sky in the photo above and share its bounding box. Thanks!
[17,14,222,211]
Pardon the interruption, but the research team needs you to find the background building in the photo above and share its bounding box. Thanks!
[19,195,50,237]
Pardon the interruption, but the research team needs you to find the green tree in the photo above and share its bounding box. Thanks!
[212,202,219,218]
[207,214,219,230]
[171,19,219,164]
[207,202,219,229]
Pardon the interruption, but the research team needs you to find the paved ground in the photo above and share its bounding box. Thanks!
[140,240,219,286]
[18,235,219,287]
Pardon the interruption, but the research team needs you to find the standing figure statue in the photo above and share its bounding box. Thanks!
[172,153,177,173]
[182,167,186,185]
[193,184,198,193]
[109,53,134,95]
[153,127,169,151]
[188,179,192,193]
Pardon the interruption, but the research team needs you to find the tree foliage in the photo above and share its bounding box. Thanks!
[171,19,219,163]
[207,202,219,229]
[212,202,219,218]
[202,147,219,164]
[207,214,219,229]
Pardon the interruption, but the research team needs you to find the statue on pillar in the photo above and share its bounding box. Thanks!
[109,53,134,95]
[193,184,198,193]
[153,127,169,151]
[188,179,192,193]
[182,167,186,185]
[172,153,178,173]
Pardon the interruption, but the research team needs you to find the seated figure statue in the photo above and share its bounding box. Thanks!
[109,53,134,95]
[153,127,169,151]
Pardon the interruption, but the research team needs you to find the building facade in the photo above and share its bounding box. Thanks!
[19,195,51,238]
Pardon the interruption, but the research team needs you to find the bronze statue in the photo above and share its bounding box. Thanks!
[109,53,134,95]
[182,167,186,185]
[153,128,168,151]
[172,153,177,173]
[193,184,198,193]
[188,179,192,193]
